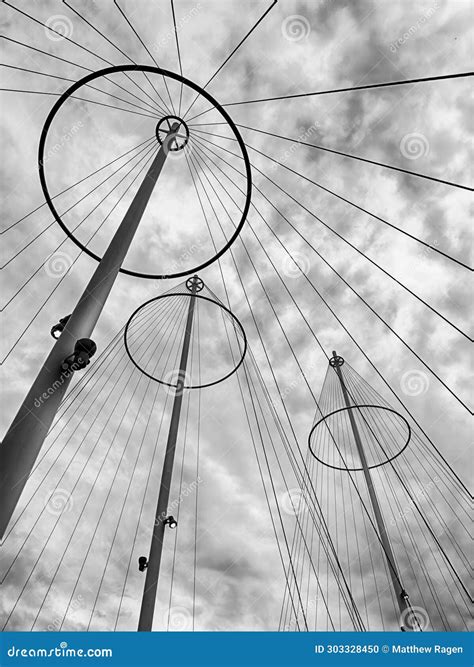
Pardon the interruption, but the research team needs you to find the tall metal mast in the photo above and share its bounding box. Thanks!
[330,351,415,630]
[137,276,199,631]
[0,124,180,540]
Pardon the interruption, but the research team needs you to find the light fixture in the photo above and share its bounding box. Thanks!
[138,556,148,572]
[164,515,177,529]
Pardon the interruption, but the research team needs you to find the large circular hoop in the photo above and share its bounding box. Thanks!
[124,292,247,389]
[38,65,252,280]
[308,404,411,471]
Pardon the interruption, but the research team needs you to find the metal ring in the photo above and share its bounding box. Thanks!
[308,404,411,471]
[38,65,252,280]
[185,276,204,292]
[123,292,247,389]
[155,115,190,151]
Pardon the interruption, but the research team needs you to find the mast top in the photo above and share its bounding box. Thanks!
[329,351,344,367]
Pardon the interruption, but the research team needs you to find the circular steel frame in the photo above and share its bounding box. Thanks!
[308,404,411,471]
[124,292,247,389]
[38,65,252,280]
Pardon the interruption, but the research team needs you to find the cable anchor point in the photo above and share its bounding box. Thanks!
[329,350,344,367]
[185,275,204,292]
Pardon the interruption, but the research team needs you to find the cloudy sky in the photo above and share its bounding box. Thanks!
[0,0,472,633]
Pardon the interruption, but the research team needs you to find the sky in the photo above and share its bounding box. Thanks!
[0,0,472,633]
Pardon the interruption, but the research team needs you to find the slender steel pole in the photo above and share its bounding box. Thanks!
[0,125,179,540]
[138,280,198,632]
[331,351,414,630]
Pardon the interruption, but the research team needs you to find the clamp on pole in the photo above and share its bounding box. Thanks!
[61,338,97,372]
[138,556,148,572]
[50,314,71,339]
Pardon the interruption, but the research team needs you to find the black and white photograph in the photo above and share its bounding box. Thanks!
[0,1,472,665]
